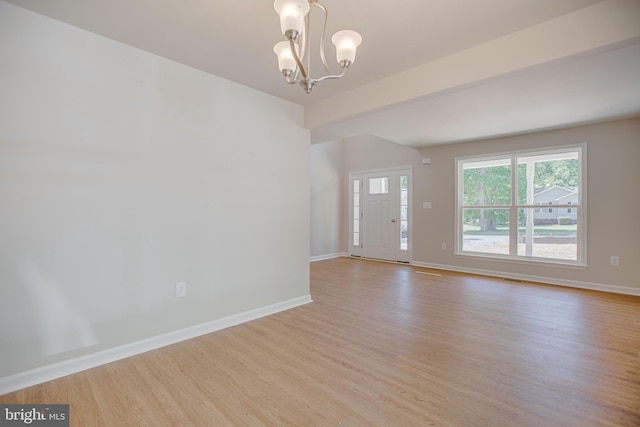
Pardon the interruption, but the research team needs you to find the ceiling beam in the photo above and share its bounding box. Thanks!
[304,0,640,131]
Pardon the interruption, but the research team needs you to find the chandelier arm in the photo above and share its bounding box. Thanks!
[311,2,332,75]
[305,9,311,78]
[299,13,307,64]
[311,69,346,84]
[289,38,308,80]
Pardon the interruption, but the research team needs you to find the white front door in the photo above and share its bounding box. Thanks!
[362,172,396,260]
[349,168,411,262]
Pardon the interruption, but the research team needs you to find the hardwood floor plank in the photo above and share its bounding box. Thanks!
[1,257,639,426]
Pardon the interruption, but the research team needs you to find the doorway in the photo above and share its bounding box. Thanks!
[349,168,411,262]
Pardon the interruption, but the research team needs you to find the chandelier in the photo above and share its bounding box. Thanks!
[273,0,362,94]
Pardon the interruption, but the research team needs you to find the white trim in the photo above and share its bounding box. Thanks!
[454,252,587,270]
[454,143,585,164]
[411,261,640,296]
[310,253,348,262]
[350,256,410,265]
[349,165,414,175]
[0,295,313,395]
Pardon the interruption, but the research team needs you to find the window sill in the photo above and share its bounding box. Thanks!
[454,252,588,271]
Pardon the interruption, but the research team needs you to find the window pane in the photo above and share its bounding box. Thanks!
[353,219,360,246]
[369,177,389,194]
[518,208,577,261]
[400,175,408,190]
[462,208,510,255]
[463,160,511,206]
[400,222,408,251]
[353,180,360,247]
[518,152,579,205]
[400,175,408,251]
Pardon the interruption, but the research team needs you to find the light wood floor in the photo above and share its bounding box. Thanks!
[2,258,640,426]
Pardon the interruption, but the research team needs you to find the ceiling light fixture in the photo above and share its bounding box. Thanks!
[273,0,362,94]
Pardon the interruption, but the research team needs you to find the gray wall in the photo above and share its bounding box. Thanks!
[413,118,640,290]
[0,3,310,378]
[343,135,421,172]
[309,135,420,258]
[310,140,345,258]
[310,118,640,292]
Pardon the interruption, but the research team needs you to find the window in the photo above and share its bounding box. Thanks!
[369,177,389,194]
[353,179,360,247]
[400,175,408,251]
[456,146,585,265]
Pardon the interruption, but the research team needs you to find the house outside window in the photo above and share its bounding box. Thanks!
[456,145,585,266]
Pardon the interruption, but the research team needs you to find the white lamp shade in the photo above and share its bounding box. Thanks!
[274,41,298,73]
[274,0,310,36]
[331,30,362,64]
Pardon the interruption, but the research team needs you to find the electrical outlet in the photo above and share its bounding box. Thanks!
[175,282,187,298]
[441,243,447,250]
[610,256,619,266]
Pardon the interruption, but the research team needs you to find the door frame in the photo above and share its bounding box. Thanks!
[348,166,412,262]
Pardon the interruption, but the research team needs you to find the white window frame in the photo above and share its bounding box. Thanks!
[455,144,587,268]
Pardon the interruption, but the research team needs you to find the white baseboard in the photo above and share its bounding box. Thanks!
[0,295,313,396]
[411,261,640,296]
[310,252,348,262]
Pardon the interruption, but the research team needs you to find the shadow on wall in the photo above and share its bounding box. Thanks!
[20,258,98,357]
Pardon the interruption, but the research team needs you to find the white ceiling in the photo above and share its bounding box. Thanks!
[311,42,640,146]
[4,0,640,148]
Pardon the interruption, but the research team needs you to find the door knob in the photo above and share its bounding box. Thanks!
[391,219,396,223]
